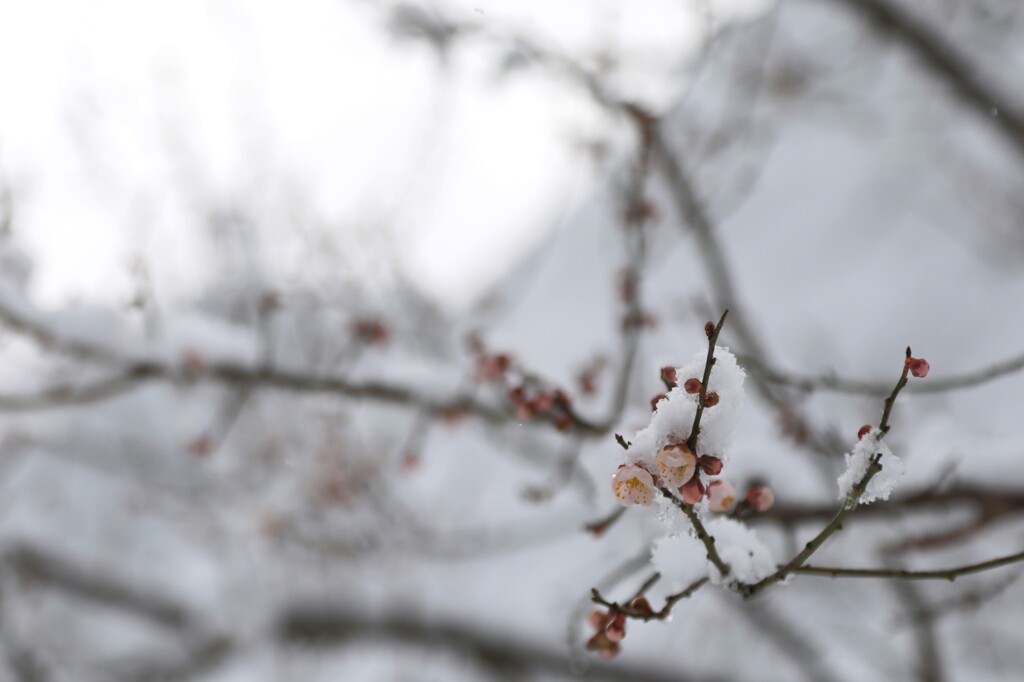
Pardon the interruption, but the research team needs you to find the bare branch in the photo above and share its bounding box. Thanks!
[795,550,1024,581]
[743,350,914,596]
[745,349,1024,396]
[825,0,1024,162]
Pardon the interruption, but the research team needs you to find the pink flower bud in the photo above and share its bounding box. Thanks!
[612,465,656,506]
[660,366,678,388]
[650,393,667,411]
[588,610,610,631]
[704,321,715,338]
[857,424,872,440]
[683,378,702,394]
[656,444,697,487]
[703,391,720,407]
[586,631,621,659]
[680,477,705,504]
[745,485,775,512]
[906,357,930,378]
[553,413,573,431]
[531,392,554,413]
[605,614,627,643]
[699,455,723,476]
[629,597,653,617]
[707,480,736,512]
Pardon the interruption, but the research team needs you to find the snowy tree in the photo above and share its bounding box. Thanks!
[1,1,1024,680]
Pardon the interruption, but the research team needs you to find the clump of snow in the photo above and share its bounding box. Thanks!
[704,517,775,585]
[650,532,707,591]
[626,346,745,469]
[837,429,904,506]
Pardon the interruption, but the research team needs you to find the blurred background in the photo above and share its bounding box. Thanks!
[1,0,1024,680]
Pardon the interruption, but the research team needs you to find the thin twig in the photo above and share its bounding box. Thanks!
[660,487,731,578]
[687,309,729,452]
[591,575,709,622]
[743,350,914,596]
[795,550,1024,581]
[744,349,1024,396]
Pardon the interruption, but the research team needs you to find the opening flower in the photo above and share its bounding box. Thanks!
[612,464,656,506]
[707,480,736,512]
[656,443,697,487]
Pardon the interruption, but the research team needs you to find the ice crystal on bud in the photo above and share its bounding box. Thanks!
[706,480,736,512]
[656,444,697,487]
[612,465,656,506]
[837,429,904,504]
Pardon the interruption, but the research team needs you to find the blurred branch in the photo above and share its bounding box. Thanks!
[3,541,727,682]
[826,0,1024,161]
[890,571,945,682]
[743,349,1024,395]
[730,599,840,682]
[278,604,729,682]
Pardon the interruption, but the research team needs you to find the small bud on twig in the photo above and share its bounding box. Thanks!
[699,455,723,476]
[683,378,702,394]
[906,357,930,378]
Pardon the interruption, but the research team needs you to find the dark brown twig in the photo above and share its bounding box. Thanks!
[795,550,1024,581]
[743,350,913,596]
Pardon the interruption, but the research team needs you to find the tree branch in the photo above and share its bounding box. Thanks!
[795,550,1024,581]
[825,0,1024,162]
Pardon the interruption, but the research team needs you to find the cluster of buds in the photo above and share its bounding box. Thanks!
[586,609,628,659]
[467,339,577,431]
[612,444,732,510]
[474,352,512,381]
[507,385,574,431]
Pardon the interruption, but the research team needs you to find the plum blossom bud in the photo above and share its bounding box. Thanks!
[587,631,621,659]
[745,485,775,512]
[629,597,654,617]
[680,476,705,504]
[605,613,627,643]
[650,393,667,411]
[906,357,930,378]
[656,444,697,487]
[588,610,610,631]
[660,366,678,388]
[707,480,736,512]
[699,455,723,476]
[857,424,872,440]
[703,391,720,407]
[531,392,554,413]
[683,378,702,394]
[612,465,656,506]
[704,321,715,338]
